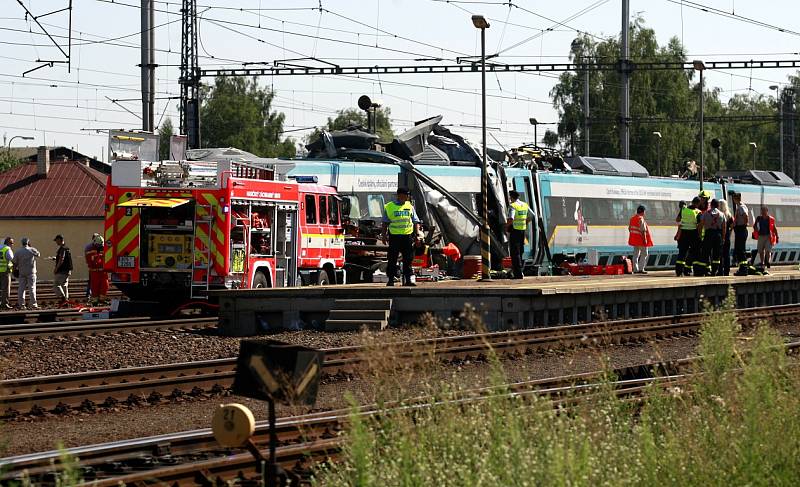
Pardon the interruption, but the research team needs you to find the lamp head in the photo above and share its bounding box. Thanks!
[692,60,705,71]
[471,15,490,29]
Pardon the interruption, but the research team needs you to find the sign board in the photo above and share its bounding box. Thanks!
[231,339,324,406]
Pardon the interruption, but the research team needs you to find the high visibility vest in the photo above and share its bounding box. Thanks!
[384,201,415,235]
[0,245,11,273]
[628,214,653,247]
[680,207,700,230]
[510,200,530,231]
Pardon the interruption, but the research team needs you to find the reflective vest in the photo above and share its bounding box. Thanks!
[680,207,700,230]
[384,201,415,235]
[0,245,10,273]
[755,215,778,245]
[510,200,530,231]
[628,214,653,247]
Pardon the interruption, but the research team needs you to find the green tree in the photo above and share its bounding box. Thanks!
[158,117,174,160]
[551,18,696,175]
[551,16,794,179]
[542,129,559,149]
[200,76,296,157]
[307,107,394,144]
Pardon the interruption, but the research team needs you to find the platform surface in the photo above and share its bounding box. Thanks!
[210,267,800,298]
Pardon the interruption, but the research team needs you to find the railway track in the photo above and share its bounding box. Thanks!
[3,303,798,417]
[5,279,122,306]
[0,316,217,341]
[0,364,690,486]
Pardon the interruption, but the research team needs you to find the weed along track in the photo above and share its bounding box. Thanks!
[0,362,702,486]
[3,303,799,418]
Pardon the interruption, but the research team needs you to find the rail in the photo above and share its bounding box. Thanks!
[3,303,798,416]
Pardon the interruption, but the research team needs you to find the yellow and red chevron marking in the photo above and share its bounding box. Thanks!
[192,192,227,276]
[104,201,115,268]
[115,192,141,260]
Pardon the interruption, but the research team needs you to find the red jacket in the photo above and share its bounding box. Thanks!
[628,214,653,247]
[754,215,778,245]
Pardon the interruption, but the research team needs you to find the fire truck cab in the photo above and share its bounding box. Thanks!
[104,158,345,301]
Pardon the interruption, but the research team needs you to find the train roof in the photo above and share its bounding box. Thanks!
[717,170,795,187]
[565,156,649,178]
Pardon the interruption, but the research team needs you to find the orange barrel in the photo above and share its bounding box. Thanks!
[463,255,482,279]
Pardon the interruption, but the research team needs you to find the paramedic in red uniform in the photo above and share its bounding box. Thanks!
[628,205,653,274]
[85,234,109,304]
[381,187,421,287]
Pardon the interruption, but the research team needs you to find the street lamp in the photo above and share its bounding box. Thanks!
[770,85,784,173]
[529,118,538,147]
[749,142,758,170]
[652,131,662,176]
[693,60,706,191]
[6,135,34,158]
[472,14,491,281]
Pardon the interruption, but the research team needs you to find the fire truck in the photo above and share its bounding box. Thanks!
[103,156,345,301]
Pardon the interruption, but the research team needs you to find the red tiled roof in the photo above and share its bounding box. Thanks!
[0,161,107,218]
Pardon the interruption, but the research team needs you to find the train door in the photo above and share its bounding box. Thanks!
[275,204,298,287]
[512,174,537,262]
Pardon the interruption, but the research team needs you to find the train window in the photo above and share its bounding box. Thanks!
[611,201,625,221]
[367,194,385,218]
[319,196,328,224]
[305,194,317,224]
[328,196,340,225]
[343,195,360,219]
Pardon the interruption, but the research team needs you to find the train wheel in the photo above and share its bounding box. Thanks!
[317,269,331,286]
[253,272,269,289]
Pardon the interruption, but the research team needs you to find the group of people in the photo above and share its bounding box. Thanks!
[0,233,109,309]
[629,190,779,276]
[380,187,533,284]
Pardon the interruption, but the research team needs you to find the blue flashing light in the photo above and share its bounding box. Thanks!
[289,175,319,184]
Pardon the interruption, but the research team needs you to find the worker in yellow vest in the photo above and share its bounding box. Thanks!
[506,190,532,279]
[0,237,14,309]
[675,197,701,276]
[381,187,421,287]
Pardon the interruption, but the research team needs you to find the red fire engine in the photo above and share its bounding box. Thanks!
[103,158,345,301]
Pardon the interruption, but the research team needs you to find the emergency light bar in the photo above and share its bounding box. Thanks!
[288,175,318,184]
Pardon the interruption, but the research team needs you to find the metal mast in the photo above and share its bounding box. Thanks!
[619,0,630,159]
[180,0,200,148]
[141,0,155,132]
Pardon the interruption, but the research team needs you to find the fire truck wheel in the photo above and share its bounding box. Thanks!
[317,269,332,286]
[253,272,270,289]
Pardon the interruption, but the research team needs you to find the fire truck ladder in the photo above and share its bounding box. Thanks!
[191,203,214,299]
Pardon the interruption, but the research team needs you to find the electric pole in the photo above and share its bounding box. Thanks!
[619,0,630,159]
[141,0,155,132]
[180,0,200,148]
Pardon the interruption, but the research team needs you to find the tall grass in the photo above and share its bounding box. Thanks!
[315,294,800,486]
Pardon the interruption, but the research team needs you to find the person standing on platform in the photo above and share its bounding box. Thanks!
[0,237,14,309]
[85,234,109,305]
[753,206,778,273]
[506,190,531,280]
[675,197,701,276]
[381,187,421,287]
[13,238,40,309]
[718,200,734,276]
[732,192,751,275]
[52,234,73,305]
[699,199,726,276]
[628,205,653,274]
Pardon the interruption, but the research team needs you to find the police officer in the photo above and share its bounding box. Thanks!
[382,187,421,287]
[675,197,701,276]
[699,198,726,276]
[506,190,531,279]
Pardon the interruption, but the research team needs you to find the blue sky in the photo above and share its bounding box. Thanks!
[0,0,797,158]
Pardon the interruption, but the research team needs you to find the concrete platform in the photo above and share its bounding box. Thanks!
[211,268,800,336]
